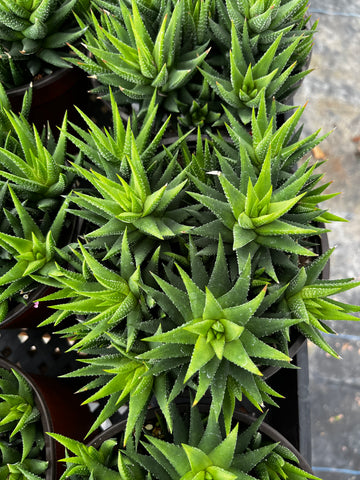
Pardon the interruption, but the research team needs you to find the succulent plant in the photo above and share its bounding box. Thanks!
[34,233,177,443]
[66,132,194,263]
[0,82,32,148]
[32,237,298,444]
[60,341,170,444]
[0,93,85,321]
[207,96,344,225]
[188,142,327,281]
[0,185,70,321]
[37,239,294,444]
[48,434,144,479]
[0,110,79,213]
[177,78,224,129]
[210,92,329,176]
[35,231,151,352]
[93,0,215,48]
[0,368,40,439]
[139,238,297,419]
[0,367,48,480]
[65,89,189,179]
[200,22,309,124]
[50,406,320,480]
[132,410,320,480]
[276,247,360,357]
[66,0,317,131]
[68,0,315,128]
[211,0,316,60]
[0,0,87,88]
[68,1,209,114]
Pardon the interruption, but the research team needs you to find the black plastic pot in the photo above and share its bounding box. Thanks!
[7,67,90,132]
[0,356,96,480]
[89,403,315,475]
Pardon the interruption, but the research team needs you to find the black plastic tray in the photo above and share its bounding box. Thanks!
[0,327,81,377]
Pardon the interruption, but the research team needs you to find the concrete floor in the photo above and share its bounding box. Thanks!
[293,1,360,478]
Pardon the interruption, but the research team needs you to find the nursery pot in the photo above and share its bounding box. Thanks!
[89,403,315,475]
[7,67,90,132]
[0,356,97,480]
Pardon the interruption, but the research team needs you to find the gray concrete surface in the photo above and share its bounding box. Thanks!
[293,1,360,478]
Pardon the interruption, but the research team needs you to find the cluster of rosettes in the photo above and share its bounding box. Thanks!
[30,90,360,444]
[69,0,315,127]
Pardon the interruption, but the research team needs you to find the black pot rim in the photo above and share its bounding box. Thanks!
[6,68,72,96]
[0,356,56,480]
[0,284,54,329]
